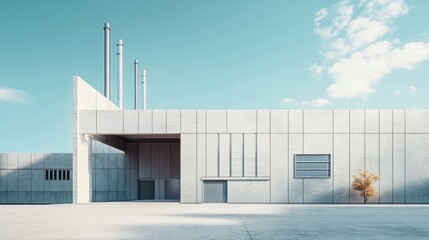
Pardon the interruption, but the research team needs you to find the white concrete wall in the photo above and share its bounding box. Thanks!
[75,78,429,204]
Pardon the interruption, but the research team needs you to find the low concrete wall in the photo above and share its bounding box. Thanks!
[0,153,72,204]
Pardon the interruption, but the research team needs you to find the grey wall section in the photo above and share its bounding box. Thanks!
[137,142,180,200]
[0,153,72,204]
[90,137,138,202]
[79,107,429,204]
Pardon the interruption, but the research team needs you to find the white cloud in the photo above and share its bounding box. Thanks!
[282,98,295,104]
[395,85,417,96]
[282,97,330,107]
[313,0,429,100]
[327,41,429,98]
[302,98,331,107]
[0,87,30,103]
[310,63,323,76]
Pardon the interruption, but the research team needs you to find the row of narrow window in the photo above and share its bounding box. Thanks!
[45,170,71,181]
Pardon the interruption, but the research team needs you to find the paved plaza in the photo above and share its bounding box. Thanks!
[1,202,428,240]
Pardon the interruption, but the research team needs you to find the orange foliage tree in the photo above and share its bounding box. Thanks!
[352,170,381,204]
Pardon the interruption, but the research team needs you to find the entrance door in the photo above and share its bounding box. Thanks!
[204,181,227,203]
[138,180,155,200]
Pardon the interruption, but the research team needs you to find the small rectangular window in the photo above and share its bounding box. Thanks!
[67,170,70,180]
[294,154,331,179]
[45,169,71,181]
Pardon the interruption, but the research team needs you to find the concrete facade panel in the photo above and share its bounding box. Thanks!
[350,134,365,203]
[18,191,32,203]
[227,110,257,133]
[97,110,124,134]
[219,134,230,177]
[31,154,45,169]
[257,134,270,177]
[365,134,380,203]
[405,134,429,203]
[206,110,227,133]
[139,111,152,133]
[303,134,333,203]
[380,110,393,133]
[231,134,243,177]
[270,110,288,133]
[139,143,151,179]
[380,134,393,203]
[0,170,6,191]
[7,170,17,191]
[365,110,380,134]
[228,181,270,203]
[393,110,405,133]
[7,154,18,169]
[0,153,6,169]
[152,110,167,133]
[333,134,350,203]
[206,134,218,177]
[151,143,160,178]
[270,134,288,203]
[289,134,303,203]
[333,110,349,133]
[243,134,256,177]
[123,110,139,134]
[196,134,206,203]
[166,110,181,133]
[17,170,31,191]
[181,110,197,133]
[159,143,170,178]
[180,134,197,203]
[257,110,270,133]
[350,110,364,133]
[289,110,303,134]
[18,154,31,170]
[79,110,97,133]
[304,110,333,133]
[406,110,429,133]
[393,134,405,203]
[170,143,180,179]
[197,110,206,133]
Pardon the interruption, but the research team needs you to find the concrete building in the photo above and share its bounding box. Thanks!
[2,76,428,204]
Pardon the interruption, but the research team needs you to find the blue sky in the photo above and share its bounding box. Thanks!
[1,0,429,152]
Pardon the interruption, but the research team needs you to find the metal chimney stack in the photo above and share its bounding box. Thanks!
[117,39,123,109]
[103,23,110,99]
[134,60,139,109]
[142,69,147,110]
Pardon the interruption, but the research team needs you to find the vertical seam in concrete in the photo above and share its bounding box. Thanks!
[302,110,304,203]
[205,111,208,177]
[229,134,232,177]
[287,110,290,203]
[217,133,220,177]
[391,110,394,203]
[332,110,334,203]
[242,133,244,177]
[255,133,258,177]
[195,134,198,203]
[404,110,407,203]
[378,110,381,203]
[364,110,366,172]
[348,110,351,204]
[151,110,154,134]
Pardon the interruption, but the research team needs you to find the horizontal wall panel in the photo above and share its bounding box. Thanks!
[270,110,288,133]
[166,110,180,133]
[123,110,139,134]
[227,110,257,133]
[206,110,226,133]
[257,110,270,133]
[304,110,333,133]
[228,181,270,203]
[139,111,152,133]
[333,110,349,134]
[97,110,123,134]
[152,110,167,133]
[181,110,197,133]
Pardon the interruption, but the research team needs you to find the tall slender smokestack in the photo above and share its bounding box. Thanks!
[117,39,123,109]
[134,59,139,109]
[142,69,147,110]
[104,23,110,99]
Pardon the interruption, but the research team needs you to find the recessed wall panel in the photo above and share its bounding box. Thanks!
[227,181,270,203]
[270,134,288,203]
[219,134,230,177]
[231,134,243,177]
[206,134,218,177]
[244,134,256,177]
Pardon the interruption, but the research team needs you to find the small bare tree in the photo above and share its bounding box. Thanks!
[352,170,381,204]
